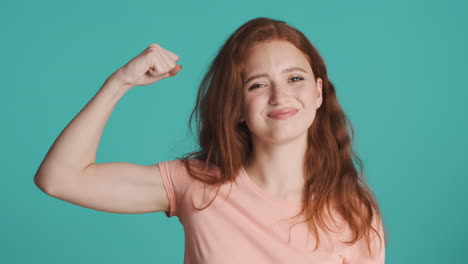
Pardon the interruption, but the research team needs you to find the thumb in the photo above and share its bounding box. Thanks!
[168,64,182,76]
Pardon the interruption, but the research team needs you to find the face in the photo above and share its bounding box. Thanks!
[240,40,323,144]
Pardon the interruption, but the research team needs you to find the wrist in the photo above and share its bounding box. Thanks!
[104,75,132,92]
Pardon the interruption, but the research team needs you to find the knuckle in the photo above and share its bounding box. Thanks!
[153,64,161,72]
[149,43,160,49]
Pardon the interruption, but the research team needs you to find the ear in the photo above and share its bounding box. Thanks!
[316,77,323,109]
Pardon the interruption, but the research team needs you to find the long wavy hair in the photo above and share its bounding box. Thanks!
[176,17,387,257]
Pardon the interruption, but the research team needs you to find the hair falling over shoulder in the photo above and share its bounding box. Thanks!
[175,17,387,258]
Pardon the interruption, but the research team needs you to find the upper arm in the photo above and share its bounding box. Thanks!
[43,162,171,214]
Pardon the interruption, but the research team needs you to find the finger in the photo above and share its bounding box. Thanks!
[159,45,178,60]
[148,64,166,78]
[148,69,171,80]
[165,50,180,62]
[148,50,167,76]
[160,50,177,72]
[147,67,160,77]
[158,71,172,79]
[169,64,182,76]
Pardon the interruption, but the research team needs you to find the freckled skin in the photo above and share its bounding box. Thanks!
[241,40,323,145]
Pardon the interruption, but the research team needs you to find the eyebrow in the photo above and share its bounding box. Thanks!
[243,67,308,85]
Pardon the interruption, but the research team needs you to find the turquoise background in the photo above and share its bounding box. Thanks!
[2,0,467,263]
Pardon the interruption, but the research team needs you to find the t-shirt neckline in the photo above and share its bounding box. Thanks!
[239,165,303,208]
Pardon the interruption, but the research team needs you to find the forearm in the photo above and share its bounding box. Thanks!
[34,76,131,189]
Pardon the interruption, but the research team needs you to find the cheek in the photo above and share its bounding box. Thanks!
[297,86,317,106]
[243,96,264,117]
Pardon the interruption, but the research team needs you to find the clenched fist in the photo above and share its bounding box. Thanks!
[108,43,182,89]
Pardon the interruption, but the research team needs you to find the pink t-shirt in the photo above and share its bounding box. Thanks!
[158,159,386,264]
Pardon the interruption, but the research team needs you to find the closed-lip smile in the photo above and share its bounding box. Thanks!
[267,107,298,119]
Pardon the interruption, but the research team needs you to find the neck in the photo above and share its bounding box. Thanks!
[244,132,308,199]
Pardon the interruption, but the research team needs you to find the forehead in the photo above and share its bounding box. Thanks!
[242,40,310,73]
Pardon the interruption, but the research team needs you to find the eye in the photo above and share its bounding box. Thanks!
[290,76,304,82]
[248,83,264,90]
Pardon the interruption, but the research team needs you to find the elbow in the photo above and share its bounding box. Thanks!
[33,173,56,196]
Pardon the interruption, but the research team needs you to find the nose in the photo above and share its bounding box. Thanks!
[268,84,290,105]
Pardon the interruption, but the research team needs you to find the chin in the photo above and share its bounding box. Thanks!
[247,118,312,143]
[260,129,309,145]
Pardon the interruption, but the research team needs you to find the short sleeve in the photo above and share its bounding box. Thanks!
[158,159,197,218]
[345,215,386,263]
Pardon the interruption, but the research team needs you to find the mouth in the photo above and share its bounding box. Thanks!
[267,109,298,120]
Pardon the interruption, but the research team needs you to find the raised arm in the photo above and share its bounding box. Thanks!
[34,43,182,214]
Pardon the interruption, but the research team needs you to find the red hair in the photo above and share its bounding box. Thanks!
[176,17,387,257]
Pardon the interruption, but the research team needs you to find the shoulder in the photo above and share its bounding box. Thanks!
[158,158,218,184]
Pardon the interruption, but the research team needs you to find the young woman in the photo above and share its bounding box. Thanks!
[34,17,387,263]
